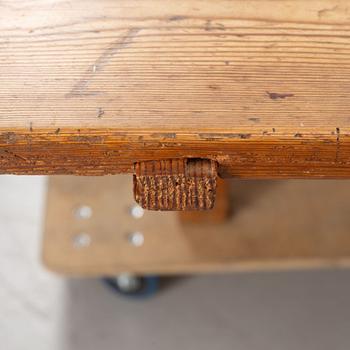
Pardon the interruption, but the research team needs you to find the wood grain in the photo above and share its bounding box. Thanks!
[1,0,350,177]
[43,176,350,276]
[179,178,231,222]
[133,159,217,211]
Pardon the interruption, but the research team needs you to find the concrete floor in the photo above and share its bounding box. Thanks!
[1,176,350,350]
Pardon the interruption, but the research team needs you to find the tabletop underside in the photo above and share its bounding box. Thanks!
[1,0,350,177]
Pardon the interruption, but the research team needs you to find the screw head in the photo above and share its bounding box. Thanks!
[128,231,144,247]
[75,205,93,219]
[130,205,145,219]
[73,233,91,248]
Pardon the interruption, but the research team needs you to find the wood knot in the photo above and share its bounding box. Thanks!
[133,159,218,211]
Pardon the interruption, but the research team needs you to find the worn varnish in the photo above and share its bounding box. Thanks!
[1,0,350,178]
[134,159,217,210]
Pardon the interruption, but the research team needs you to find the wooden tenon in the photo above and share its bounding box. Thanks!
[134,159,217,211]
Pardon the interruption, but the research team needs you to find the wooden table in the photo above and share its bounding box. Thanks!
[1,0,350,179]
[2,0,350,276]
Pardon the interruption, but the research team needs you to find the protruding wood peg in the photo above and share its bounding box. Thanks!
[133,159,218,211]
[179,177,230,224]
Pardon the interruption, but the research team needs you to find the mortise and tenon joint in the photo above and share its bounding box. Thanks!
[133,159,218,211]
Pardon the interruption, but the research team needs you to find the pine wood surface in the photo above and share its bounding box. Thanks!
[43,176,350,275]
[1,0,350,177]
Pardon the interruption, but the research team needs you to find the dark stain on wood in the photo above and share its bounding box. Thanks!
[151,133,177,139]
[336,127,340,141]
[67,135,104,143]
[168,15,187,21]
[1,132,18,144]
[266,91,295,100]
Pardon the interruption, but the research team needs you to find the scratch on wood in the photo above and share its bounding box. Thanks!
[168,15,187,21]
[97,107,105,118]
[1,149,28,162]
[318,5,345,18]
[266,91,294,100]
[199,133,251,140]
[66,28,140,98]
[204,20,225,31]
[336,127,340,162]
